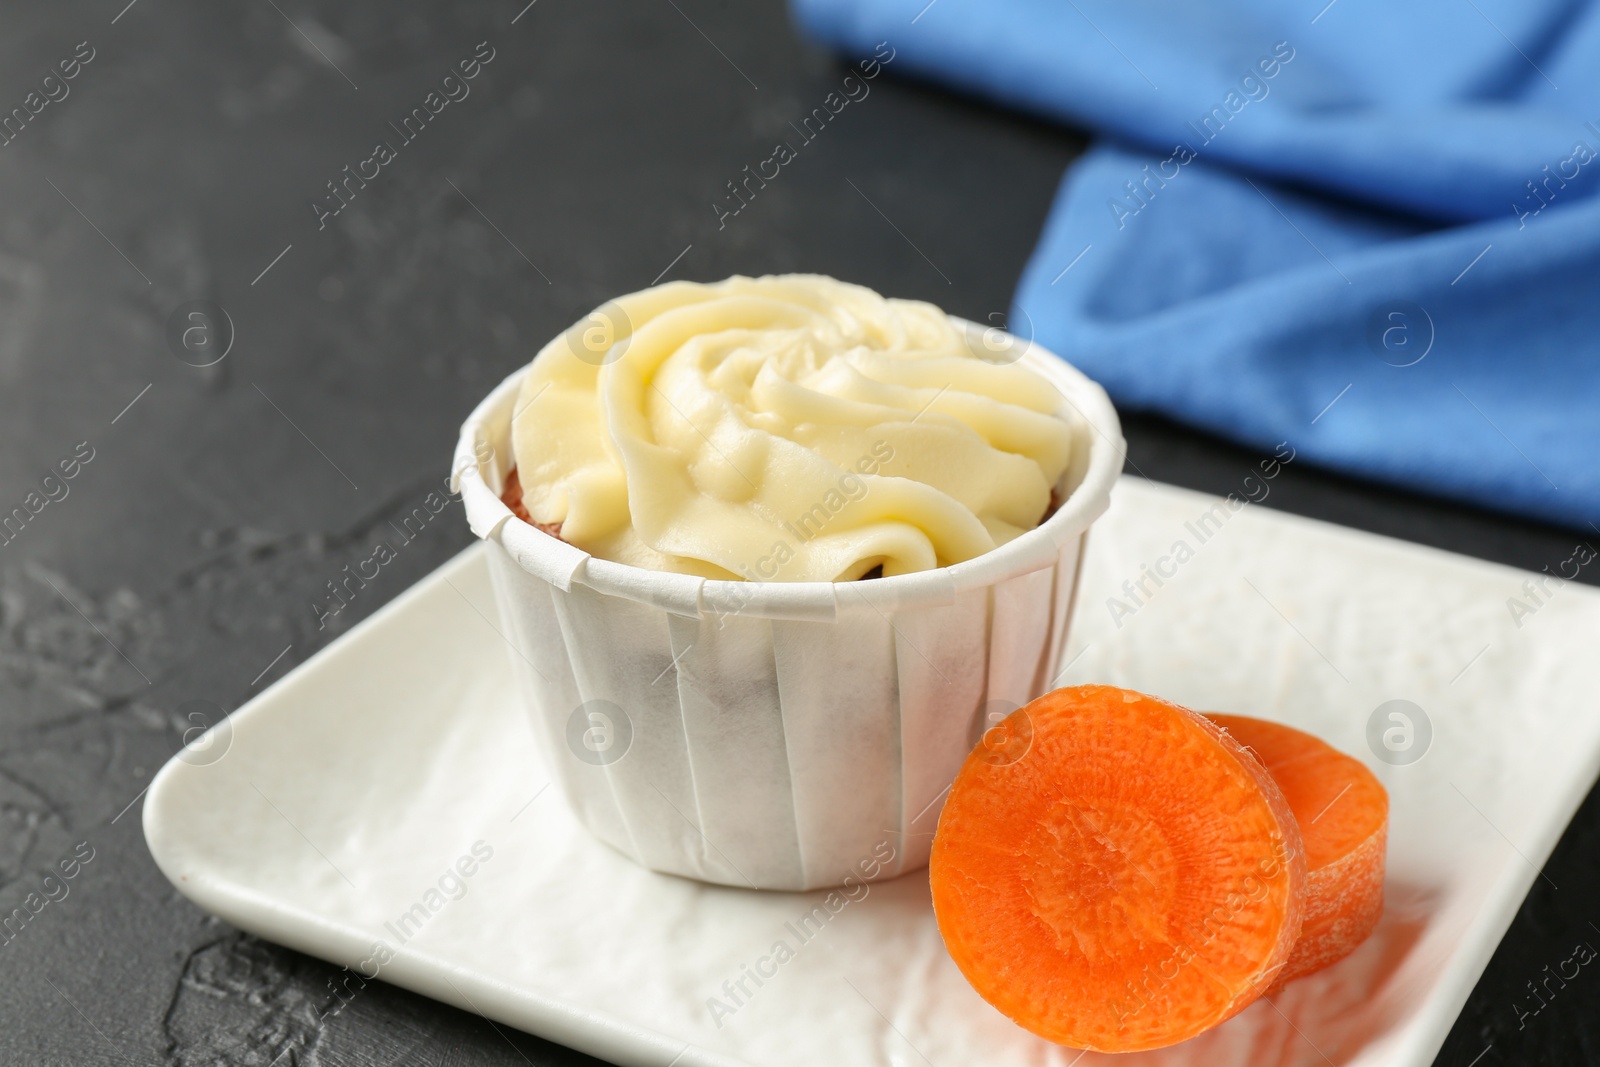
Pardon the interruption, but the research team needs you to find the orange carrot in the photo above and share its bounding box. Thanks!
[931,685,1307,1052]
[1208,714,1388,985]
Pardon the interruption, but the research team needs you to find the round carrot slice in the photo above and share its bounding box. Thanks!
[1207,714,1388,985]
[931,685,1307,1052]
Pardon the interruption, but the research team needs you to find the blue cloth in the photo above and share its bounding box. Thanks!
[792,0,1600,531]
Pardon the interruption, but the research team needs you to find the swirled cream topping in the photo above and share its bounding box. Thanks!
[510,275,1075,582]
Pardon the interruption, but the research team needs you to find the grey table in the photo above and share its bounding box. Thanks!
[0,1,1593,1064]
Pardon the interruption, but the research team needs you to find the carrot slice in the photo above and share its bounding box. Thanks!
[931,685,1307,1052]
[1207,714,1388,985]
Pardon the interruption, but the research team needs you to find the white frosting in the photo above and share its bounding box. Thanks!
[510,275,1075,582]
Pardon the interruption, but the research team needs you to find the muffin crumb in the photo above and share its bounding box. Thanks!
[501,468,563,540]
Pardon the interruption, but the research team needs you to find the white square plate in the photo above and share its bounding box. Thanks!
[144,477,1600,1067]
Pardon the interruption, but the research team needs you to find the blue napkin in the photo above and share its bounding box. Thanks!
[792,0,1600,531]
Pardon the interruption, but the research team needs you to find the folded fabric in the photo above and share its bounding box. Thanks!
[792,0,1600,531]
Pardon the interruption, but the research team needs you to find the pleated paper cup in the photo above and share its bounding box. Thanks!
[453,327,1122,890]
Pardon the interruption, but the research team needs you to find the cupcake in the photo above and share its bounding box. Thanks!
[454,275,1121,890]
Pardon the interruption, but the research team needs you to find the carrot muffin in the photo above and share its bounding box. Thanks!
[454,273,1122,890]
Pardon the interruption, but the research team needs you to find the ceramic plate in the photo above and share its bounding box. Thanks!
[144,477,1600,1067]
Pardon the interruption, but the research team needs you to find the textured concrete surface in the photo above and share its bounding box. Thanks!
[0,1,1592,1064]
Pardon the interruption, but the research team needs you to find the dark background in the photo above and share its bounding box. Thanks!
[0,1,1593,1063]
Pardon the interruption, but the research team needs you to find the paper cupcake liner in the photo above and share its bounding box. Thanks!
[454,328,1123,890]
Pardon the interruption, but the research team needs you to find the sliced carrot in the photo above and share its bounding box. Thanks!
[931,685,1307,1052]
[1207,714,1388,986]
